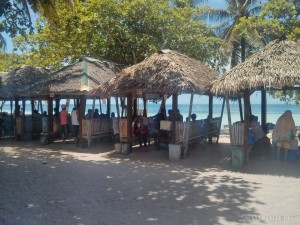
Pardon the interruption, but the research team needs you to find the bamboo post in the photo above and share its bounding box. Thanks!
[243,89,251,163]
[21,98,25,140]
[261,87,267,133]
[225,94,233,146]
[98,97,102,114]
[47,96,54,143]
[39,99,43,114]
[171,93,178,143]
[107,97,111,117]
[79,95,86,147]
[127,93,133,153]
[208,94,213,143]
[115,97,120,118]
[14,99,18,139]
[87,97,95,147]
[216,97,226,144]
[183,93,194,158]
[142,93,147,117]
[238,98,243,122]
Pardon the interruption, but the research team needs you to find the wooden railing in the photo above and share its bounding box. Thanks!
[183,119,209,145]
[82,118,114,147]
[16,116,42,139]
[158,120,184,144]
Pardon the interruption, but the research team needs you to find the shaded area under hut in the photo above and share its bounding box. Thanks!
[18,57,123,145]
[98,49,223,159]
[211,39,300,166]
[0,66,50,139]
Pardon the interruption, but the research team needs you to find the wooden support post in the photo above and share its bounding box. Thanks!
[115,97,120,118]
[47,96,54,143]
[79,95,86,147]
[225,95,233,146]
[127,93,133,153]
[31,99,35,139]
[21,98,25,140]
[261,87,267,133]
[208,94,213,143]
[243,89,251,164]
[183,93,194,158]
[238,98,243,122]
[107,98,111,117]
[142,93,147,117]
[172,93,178,143]
[133,98,138,117]
[87,98,96,147]
[14,99,18,139]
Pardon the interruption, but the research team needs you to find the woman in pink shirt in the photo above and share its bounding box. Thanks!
[60,105,68,143]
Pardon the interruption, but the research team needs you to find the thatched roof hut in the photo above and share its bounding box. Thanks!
[210,39,300,164]
[21,57,123,98]
[103,50,218,96]
[211,40,300,95]
[1,66,50,100]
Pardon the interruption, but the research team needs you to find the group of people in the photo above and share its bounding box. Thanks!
[249,110,297,162]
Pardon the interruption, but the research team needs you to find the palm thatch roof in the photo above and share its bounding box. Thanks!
[101,50,218,96]
[211,39,300,95]
[1,66,50,100]
[21,57,123,98]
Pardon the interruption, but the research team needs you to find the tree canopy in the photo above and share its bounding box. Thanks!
[12,0,226,69]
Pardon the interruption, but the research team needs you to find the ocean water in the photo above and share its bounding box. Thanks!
[1,101,300,128]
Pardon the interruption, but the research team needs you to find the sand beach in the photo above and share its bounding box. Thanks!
[0,133,300,225]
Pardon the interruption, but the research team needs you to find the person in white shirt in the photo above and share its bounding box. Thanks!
[71,107,80,146]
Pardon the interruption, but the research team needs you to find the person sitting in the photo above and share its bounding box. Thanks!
[191,113,197,122]
[249,114,271,157]
[167,109,173,121]
[177,109,183,122]
[272,110,296,161]
[85,109,93,119]
[93,109,100,119]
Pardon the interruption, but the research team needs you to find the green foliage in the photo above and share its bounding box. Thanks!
[271,90,300,105]
[0,52,27,72]
[13,0,227,69]
[234,0,300,43]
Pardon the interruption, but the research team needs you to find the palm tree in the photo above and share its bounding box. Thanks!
[206,0,263,65]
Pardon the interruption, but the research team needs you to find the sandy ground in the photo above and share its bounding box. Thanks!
[1,134,300,225]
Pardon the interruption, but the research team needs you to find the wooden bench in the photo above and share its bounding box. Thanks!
[184,119,209,146]
[82,118,114,147]
[16,116,43,139]
[158,120,184,145]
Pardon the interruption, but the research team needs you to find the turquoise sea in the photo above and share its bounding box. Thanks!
[1,101,300,128]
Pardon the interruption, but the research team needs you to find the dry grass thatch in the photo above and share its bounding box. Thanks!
[21,57,123,97]
[101,50,218,96]
[1,66,50,100]
[211,39,300,95]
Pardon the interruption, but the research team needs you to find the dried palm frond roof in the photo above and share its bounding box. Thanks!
[1,65,50,100]
[21,57,123,97]
[101,50,218,96]
[211,39,300,95]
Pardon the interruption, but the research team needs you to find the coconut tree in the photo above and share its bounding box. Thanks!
[205,0,263,65]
